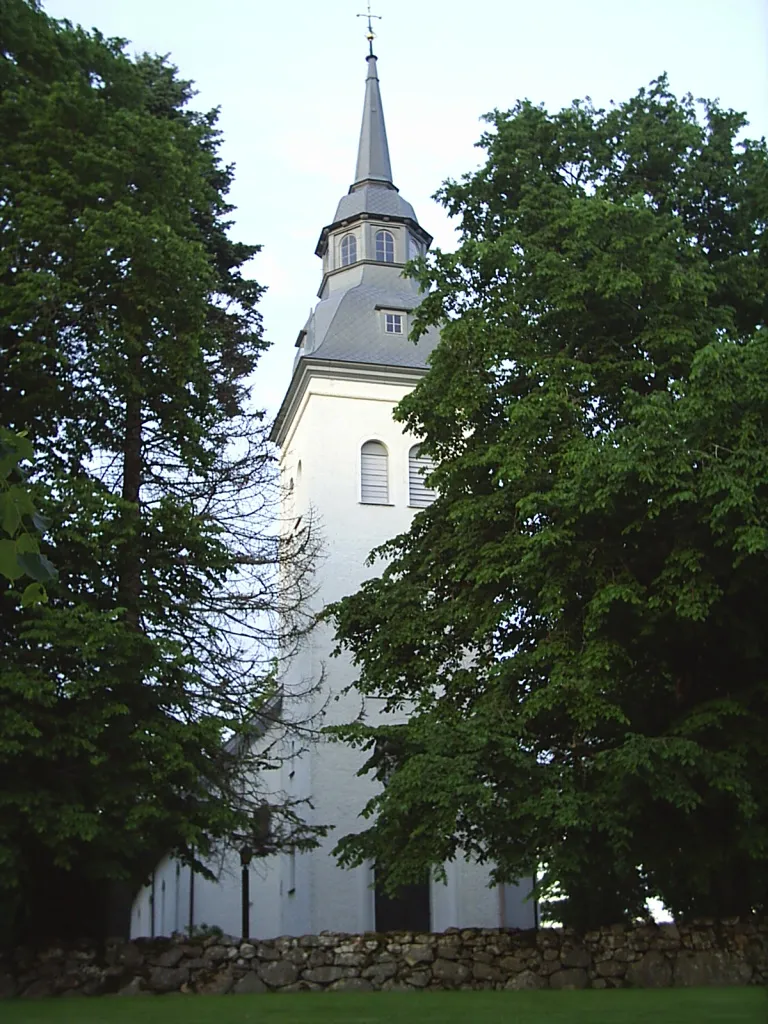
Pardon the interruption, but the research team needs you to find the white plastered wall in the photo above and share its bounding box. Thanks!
[130,369,536,939]
[277,370,536,935]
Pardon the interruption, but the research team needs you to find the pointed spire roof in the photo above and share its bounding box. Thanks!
[353,55,393,189]
[314,46,432,257]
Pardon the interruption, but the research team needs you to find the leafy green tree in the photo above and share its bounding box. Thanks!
[0,428,56,605]
[328,77,768,928]
[0,0,321,942]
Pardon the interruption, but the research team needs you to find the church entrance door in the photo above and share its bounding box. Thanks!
[374,871,431,933]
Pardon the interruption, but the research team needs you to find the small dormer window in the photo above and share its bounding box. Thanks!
[375,230,395,262]
[384,313,403,334]
[341,233,357,266]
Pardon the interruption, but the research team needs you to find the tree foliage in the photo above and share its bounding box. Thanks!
[0,0,321,941]
[328,77,768,928]
[0,428,57,605]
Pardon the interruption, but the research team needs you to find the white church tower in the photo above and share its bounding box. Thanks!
[130,39,536,942]
[267,42,537,937]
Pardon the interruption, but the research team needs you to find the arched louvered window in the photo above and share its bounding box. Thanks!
[409,444,436,507]
[361,440,389,504]
[375,230,395,262]
[340,233,357,266]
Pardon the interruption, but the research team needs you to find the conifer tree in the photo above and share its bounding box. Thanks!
[0,0,322,941]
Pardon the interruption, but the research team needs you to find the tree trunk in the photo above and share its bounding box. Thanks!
[120,378,142,629]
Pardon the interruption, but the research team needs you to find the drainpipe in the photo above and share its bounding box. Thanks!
[150,871,156,938]
[188,864,195,935]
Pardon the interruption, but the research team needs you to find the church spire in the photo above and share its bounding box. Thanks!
[352,44,393,188]
[313,19,432,263]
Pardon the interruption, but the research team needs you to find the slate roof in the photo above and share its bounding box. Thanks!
[333,182,417,225]
[353,55,393,187]
[295,274,439,372]
[323,55,427,243]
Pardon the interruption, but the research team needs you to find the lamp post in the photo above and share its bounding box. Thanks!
[240,846,253,940]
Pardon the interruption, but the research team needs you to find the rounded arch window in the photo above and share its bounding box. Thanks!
[360,440,389,504]
[340,233,357,266]
[409,444,436,507]
[375,230,395,263]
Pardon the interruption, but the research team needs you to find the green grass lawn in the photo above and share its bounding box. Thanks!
[2,989,766,1024]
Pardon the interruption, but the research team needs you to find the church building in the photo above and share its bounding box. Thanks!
[130,39,536,941]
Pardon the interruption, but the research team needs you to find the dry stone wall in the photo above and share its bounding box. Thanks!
[2,918,766,998]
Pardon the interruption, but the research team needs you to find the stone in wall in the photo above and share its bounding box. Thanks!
[625,950,673,988]
[673,951,753,987]
[549,968,588,989]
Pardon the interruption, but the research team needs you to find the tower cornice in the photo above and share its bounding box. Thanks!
[269,358,428,447]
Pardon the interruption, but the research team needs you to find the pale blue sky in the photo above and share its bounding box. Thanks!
[43,0,768,415]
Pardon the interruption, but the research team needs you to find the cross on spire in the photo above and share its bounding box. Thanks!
[357,3,382,57]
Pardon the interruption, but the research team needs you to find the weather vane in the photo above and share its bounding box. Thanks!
[357,2,382,57]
